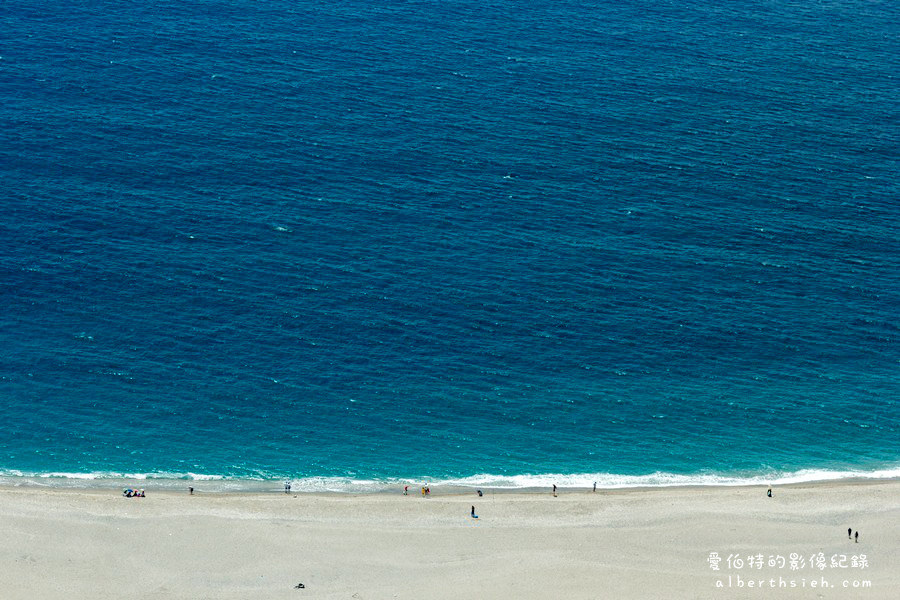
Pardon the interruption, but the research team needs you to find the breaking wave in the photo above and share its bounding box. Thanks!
[2,467,898,493]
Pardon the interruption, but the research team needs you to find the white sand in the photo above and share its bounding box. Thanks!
[1,481,897,599]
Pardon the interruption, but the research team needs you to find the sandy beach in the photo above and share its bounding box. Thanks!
[1,480,897,599]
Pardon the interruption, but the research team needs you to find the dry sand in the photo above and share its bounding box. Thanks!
[1,480,897,599]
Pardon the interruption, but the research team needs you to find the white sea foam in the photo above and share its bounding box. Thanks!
[435,468,900,490]
[1,467,898,493]
[0,469,236,487]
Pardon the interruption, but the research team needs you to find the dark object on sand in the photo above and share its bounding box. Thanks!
[848,528,852,539]
[295,582,305,589]
[855,531,859,543]
[767,488,772,498]
[477,490,483,497]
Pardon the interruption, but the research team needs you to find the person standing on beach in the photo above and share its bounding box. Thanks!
[189,486,194,495]
[284,481,291,494]
[552,484,557,497]
[471,505,475,517]
[848,528,852,539]
[593,482,596,492]
[855,531,859,543]
[404,485,408,495]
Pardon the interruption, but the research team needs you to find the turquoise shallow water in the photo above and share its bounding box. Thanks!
[0,0,898,490]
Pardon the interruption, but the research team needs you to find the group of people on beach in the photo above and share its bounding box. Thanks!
[122,488,145,497]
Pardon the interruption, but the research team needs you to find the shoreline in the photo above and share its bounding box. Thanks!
[2,477,899,503]
[2,465,899,494]
[1,473,899,497]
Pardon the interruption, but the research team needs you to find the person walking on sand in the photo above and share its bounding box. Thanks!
[855,531,859,543]
[593,482,597,492]
[552,484,557,497]
[404,485,408,496]
[848,528,852,539]
[471,505,475,517]
[189,486,194,495]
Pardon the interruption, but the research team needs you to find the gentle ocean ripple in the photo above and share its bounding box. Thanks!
[0,0,897,489]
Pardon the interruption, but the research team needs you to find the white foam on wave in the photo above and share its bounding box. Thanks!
[253,467,900,492]
[2,467,898,492]
[284,477,393,493]
[436,467,900,490]
[0,470,229,483]
[184,472,227,481]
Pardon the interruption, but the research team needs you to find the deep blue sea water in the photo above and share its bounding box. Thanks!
[1,0,897,491]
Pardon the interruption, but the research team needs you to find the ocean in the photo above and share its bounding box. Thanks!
[1,0,897,492]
